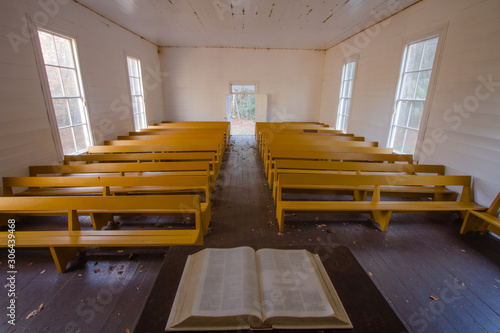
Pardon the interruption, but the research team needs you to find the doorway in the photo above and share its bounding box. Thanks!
[227,84,256,135]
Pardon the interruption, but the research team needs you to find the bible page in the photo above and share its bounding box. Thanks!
[256,249,335,320]
[191,247,262,319]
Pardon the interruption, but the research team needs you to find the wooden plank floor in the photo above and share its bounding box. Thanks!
[1,135,500,333]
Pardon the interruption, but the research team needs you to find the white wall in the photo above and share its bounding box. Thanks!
[0,0,163,180]
[319,0,500,206]
[160,47,324,122]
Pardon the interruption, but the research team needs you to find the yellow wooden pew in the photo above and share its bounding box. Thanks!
[3,175,212,234]
[29,161,216,191]
[0,195,202,272]
[266,151,413,185]
[275,173,485,232]
[271,160,454,202]
[262,141,380,167]
[265,147,395,180]
[86,143,223,175]
[259,130,360,154]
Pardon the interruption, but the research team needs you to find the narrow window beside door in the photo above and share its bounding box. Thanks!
[37,30,92,155]
[127,56,147,131]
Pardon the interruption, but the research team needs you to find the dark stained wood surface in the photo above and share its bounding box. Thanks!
[135,245,407,333]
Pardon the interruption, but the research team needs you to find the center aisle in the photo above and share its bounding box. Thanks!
[205,135,290,247]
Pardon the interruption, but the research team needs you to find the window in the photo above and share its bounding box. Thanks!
[230,84,255,94]
[336,60,356,132]
[37,30,92,155]
[388,36,439,154]
[127,56,147,131]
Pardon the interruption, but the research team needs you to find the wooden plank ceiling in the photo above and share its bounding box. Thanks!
[75,0,421,50]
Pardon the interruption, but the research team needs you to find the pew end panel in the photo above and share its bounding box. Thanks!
[460,192,500,236]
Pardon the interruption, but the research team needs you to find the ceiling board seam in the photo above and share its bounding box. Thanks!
[72,0,160,47]
[326,0,424,51]
[159,45,327,52]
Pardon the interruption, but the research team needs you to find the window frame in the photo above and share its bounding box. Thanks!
[387,25,447,160]
[126,55,148,131]
[336,59,357,132]
[32,25,93,159]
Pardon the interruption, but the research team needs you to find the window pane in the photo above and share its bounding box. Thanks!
[38,31,58,66]
[401,72,418,99]
[415,70,431,100]
[53,99,71,127]
[408,102,424,129]
[243,85,255,93]
[140,113,147,129]
[73,125,89,152]
[403,129,418,154]
[343,80,353,98]
[134,113,141,131]
[395,101,411,126]
[392,126,405,152]
[346,62,356,80]
[54,36,74,68]
[405,42,424,72]
[68,98,84,125]
[130,77,141,96]
[420,38,438,70]
[46,66,64,97]
[60,68,79,97]
[342,99,351,116]
[231,85,244,93]
[132,96,142,115]
[336,115,344,131]
[127,58,139,77]
[59,127,76,155]
[338,99,345,116]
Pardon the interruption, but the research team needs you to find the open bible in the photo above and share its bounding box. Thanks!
[166,246,352,331]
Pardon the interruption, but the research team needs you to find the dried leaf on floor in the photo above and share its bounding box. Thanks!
[430,295,439,301]
[26,304,44,319]
[26,311,37,319]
